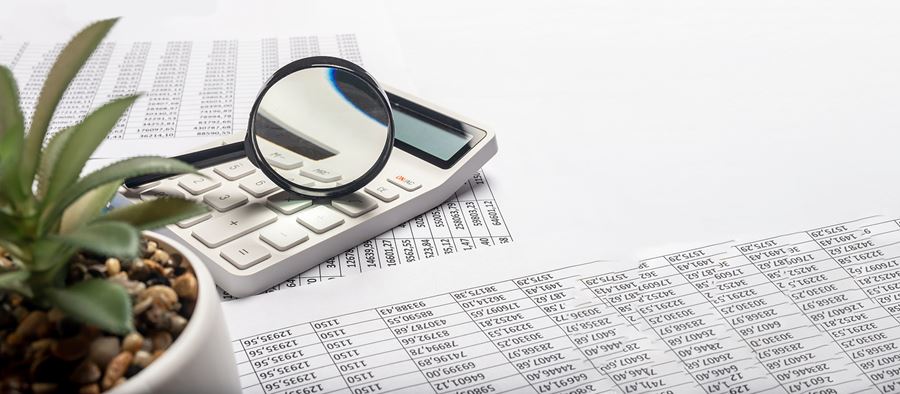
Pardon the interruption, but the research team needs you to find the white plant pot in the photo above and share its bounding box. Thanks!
[113,231,240,394]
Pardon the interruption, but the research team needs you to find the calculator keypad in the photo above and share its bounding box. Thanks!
[136,157,423,271]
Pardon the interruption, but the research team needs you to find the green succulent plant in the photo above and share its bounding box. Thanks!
[0,19,208,334]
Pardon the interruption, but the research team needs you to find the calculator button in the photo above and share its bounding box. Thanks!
[176,212,212,228]
[388,175,421,191]
[214,160,255,181]
[239,174,279,198]
[296,205,345,234]
[260,220,309,251]
[191,204,277,248]
[365,184,399,202]
[285,175,316,187]
[300,166,341,183]
[141,185,186,201]
[220,241,270,270]
[266,191,313,215]
[204,187,249,212]
[264,150,303,170]
[178,174,221,195]
[331,193,378,218]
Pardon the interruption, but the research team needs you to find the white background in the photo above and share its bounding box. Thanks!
[5,0,900,260]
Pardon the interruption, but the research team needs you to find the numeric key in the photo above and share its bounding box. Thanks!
[204,187,249,212]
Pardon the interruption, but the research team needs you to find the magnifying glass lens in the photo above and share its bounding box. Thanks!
[248,59,393,198]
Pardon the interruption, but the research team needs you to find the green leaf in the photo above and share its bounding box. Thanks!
[39,156,195,234]
[44,278,133,334]
[21,18,118,199]
[35,125,75,200]
[0,65,23,143]
[50,221,139,259]
[0,209,22,242]
[59,179,121,234]
[0,66,28,208]
[40,95,138,203]
[31,239,77,272]
[0,270,32,297]
[98,198,208,231]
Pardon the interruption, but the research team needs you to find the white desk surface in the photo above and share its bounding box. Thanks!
[6,0,900,260]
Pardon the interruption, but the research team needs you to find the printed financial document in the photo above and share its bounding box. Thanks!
[223,215,900,394]
[0,33,392,158]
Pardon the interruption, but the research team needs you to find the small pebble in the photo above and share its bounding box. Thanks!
[151,331,173,352]
[47,308,65,324]
[133,298,153,315]
[52,335,90,361]
[170,314,188,335]
[172,273,198,301]
[14,311,47,341]
[107,272,145,296]
[88,337,120,369]
[69,360,101,384]
[150,249,170,264]
[122,332,144,353]
[133,350,152,368]
[31,382,57,394]
[128,259,152,281]
[25,338,55,360]
[105,258,121,275]
[145,240,158,254]
[101,352,132,390]
[79,384,100,394]
[139,285,179,310]
[141,338,153,352]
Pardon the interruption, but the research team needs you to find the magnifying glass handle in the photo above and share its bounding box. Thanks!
[123,142,246,189]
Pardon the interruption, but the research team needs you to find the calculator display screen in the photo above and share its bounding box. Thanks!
[393,110,472,161]
[389,93,485,169]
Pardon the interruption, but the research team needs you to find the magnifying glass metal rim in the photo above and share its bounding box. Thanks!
[245,56,394,199]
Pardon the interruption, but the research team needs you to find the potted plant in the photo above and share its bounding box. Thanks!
[0,19,240,393]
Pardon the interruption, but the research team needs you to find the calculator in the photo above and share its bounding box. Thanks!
[115,88,498,297]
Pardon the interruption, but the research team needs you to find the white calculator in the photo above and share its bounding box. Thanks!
[115,88,497,297]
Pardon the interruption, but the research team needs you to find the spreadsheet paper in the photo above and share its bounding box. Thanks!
[223,215,900,394]
[0,34,376,158]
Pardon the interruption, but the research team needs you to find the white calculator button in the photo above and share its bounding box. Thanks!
[177,173,221,195]
[220,241,271,270]
[285,175,316,187]
[141,185,186,201]
[264,150,303,170]
[260,220,309,251]
[388,175,421,191]
[365,184,399,202]
[300,166,341,183]
[266,191,313,215]
[214,159,255,181]
[331,193,378,218]
[191,204,277,248]
[296,205,345,234]
[176,212,212,228]
[204,187,249,212]
[239,174,279,198]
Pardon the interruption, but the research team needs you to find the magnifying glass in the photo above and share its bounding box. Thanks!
[245,56,393,198]
[125,56,394,199]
